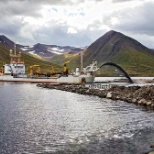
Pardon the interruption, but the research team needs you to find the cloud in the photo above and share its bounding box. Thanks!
[0,16,26,42]
[27,21,105,47]
[0,0,154,48]
[112,0,136,2]
[102,0,154,47]
[67,27,78,34]
[104,1,154,34]
[0,1,42,18]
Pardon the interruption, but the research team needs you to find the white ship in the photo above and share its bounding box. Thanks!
[0,45,97,84]
[3,44,25,75]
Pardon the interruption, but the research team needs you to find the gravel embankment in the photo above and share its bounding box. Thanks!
[37,83,154,109]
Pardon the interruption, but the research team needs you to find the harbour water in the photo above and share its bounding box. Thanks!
[0,82,154,154]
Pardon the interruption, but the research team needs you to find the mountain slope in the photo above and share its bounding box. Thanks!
[49,52,81,70]
[0,35,25,50]
[84,30,154,63]
[111,48,154,76]
[50,30,154,76]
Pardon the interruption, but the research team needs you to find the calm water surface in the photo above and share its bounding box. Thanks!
[0,83,154,154]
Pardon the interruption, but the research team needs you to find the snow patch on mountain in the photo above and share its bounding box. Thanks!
[47,47,63,54]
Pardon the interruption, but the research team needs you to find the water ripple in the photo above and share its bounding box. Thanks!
[0,83,154,154]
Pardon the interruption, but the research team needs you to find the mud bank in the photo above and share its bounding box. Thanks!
[37,83,154,109]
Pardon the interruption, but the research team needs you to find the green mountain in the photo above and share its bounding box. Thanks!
[84,30,154,76]
[50,30,154,76]
[0,43,61,74]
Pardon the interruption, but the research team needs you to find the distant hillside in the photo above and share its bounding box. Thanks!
[0,35,25,50]
[48,52,81,70]
[0,35,82,59]
[0,43,61,73]
[50,30,154,76]
[26,43,83,58]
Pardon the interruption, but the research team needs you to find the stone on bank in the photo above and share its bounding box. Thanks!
[37,83,154,109]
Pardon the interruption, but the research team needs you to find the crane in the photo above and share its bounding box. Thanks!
[0,67,4,76]
[29,65,40,76]
[63,61,70,76]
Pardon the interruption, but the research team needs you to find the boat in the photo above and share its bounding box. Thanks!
[0,44,97,84]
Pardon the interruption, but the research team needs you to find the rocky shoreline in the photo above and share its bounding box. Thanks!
[37,83,154,109]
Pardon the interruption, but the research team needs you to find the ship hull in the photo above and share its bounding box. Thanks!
[0,75,95,84]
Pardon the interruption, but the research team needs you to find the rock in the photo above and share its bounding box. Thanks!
[37,84,154,111]
[151,103,154,107]
[148,151,154,154]
[86,89,90,93]
[116,96,120,100]
[132,98,137,103]
[146,101,152,106]
[138,98,146,105]
[106,92,112,98]
[121,97,127,101]
[127,98,132,103]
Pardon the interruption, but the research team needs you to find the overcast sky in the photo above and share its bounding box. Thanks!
[0,0,154,48]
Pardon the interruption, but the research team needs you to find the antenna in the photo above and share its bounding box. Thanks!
[10,49,12,55]
[14,43,16,55]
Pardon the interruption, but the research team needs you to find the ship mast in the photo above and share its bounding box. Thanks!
[10,43,24,64]
[14,43,16,55]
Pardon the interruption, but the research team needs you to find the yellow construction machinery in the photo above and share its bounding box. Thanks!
[51,66,55,74]
[63,61,70,76]
[0,67,4,75]
[29,62,70,77]
[29,65,40,76]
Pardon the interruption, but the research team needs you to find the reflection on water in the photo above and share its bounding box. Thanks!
[0,83,154,154]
